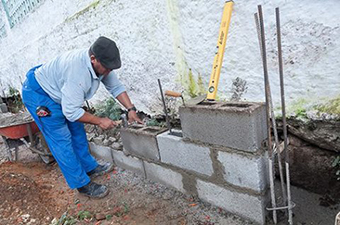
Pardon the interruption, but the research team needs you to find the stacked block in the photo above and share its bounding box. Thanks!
[91,101,269,224]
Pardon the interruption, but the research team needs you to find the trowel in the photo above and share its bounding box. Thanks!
[165,91,207,106]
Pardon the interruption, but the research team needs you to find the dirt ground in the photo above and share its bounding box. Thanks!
[0,143,339,225]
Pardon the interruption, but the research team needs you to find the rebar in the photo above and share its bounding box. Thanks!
[157,79,172,134]
[276,7,293,225]
[257,5,277,223]
[255,12,287,206]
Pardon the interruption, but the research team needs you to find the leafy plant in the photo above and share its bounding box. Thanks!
[51,211,77,225]
[106,215,112,220]
[332,156,340,180]
[146,117,165,127]
[8,86,24,113]
[77,210,92,221]
[181,68,207,99]
[94,97,123,120]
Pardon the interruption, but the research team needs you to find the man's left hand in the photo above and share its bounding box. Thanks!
[128,110,143,124]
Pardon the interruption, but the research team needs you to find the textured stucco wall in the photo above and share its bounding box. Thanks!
[0,0,339,115]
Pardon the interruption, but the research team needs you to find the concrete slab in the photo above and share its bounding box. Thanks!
[144,161,185,193]
[157,130,213,176]
[217,150,269,193]
[197,179,267,225]
[120,125,167,161]
[179,101,267,152]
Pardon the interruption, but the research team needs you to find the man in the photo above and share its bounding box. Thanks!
[22,36,142,198]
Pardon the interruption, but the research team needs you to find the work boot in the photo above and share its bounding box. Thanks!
[77,181,109,198]
[87,162,114,178]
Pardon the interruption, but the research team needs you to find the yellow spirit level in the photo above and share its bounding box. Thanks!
[207,1,233,101]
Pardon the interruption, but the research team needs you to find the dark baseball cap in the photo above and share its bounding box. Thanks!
[90,36,121,70]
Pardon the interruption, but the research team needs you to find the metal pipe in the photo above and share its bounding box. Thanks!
[257,6,277,223]
[157,79,172,134]
[276,7,293,225]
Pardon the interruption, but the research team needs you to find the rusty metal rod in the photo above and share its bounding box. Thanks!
[257,5,277,223]
[157,79,172,134]
[255,12,287,206]
[276,7,293,225]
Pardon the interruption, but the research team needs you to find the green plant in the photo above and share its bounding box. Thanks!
[332,156,340,180]
[146,117,165,127]
[181,68,207,99]
[77,210,92,221]
[51,211,77,225]
[94,97,123,120]
[314,95,340,116]
[8,86,24,113]
[106,215,112,220]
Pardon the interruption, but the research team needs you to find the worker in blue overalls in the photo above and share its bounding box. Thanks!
[22,36,142,198]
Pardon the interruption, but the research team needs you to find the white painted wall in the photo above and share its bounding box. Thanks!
[0,0,339,115]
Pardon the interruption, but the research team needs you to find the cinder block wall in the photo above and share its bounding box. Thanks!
[90,102,270,224]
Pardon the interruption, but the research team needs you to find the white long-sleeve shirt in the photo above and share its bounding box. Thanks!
[35,49,126,122]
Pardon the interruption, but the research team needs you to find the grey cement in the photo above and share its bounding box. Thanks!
[157,130,214,177]
[179,101,267,152]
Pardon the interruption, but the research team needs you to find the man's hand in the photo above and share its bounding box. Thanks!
[128,110,143,124]
[98,117,119,130]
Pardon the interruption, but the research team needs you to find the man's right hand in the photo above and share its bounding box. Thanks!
[78,112,119,130]
[98,117,119,130]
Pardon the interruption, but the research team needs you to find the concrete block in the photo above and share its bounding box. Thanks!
[89,142,113,163]
[144,161,185,193]
[111,150,146,177]
[197,179,267,225]
[179,101,267,152]
[157,130,213,176]
[121,125,167,160]
[218,151,268,193]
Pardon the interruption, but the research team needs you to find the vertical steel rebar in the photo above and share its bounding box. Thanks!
[276,7,293,225]
[257,5,277,224]
[157,79,172,134]
[255,12,287,207]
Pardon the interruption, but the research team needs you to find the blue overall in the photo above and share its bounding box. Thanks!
[22,65,98,189]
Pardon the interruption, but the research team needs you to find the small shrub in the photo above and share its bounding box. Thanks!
[94,97,123,120]
[7,86,24,113]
